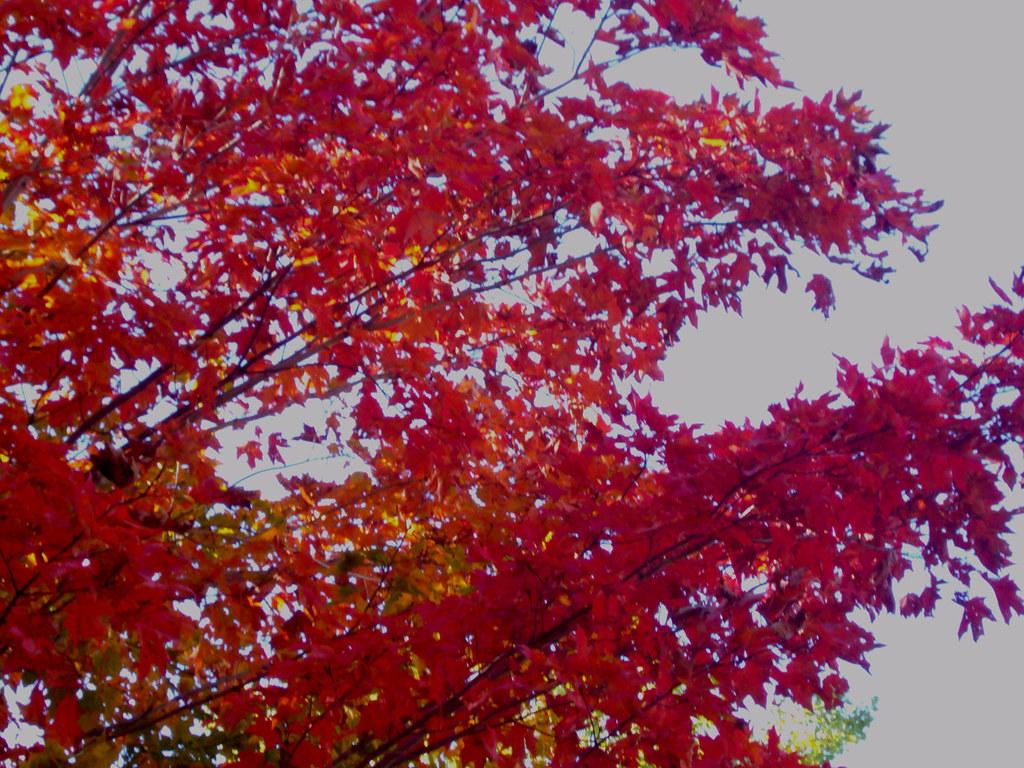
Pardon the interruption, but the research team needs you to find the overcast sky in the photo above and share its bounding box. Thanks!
[241,4,1024,764]
[195,3,1024,763]
[6,1,1017,761]
[623,2,1024,765]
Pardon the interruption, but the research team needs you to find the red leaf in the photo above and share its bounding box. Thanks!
[296,423,323,443]
[191,477,256,508]
[51,694,81,746]
[956,596,995,641]
[880,335,895,367]
[989,277,1012,304]
[986,575,1024,622]
[24,686,46,724]
[267,432,289,465]
[805,274,835,317]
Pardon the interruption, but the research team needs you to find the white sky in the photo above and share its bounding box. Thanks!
[634,2,1024,765]
[6,2,1020,762]
[225,3,1024,763]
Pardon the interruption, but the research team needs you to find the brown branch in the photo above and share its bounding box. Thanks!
[76,665,267,752]
[79,0,157,98]
[0,533,83,629]
[0,157,40,222]
[66,261,288,444]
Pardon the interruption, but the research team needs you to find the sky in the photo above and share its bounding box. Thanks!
[622,2,1024,765]
[4,1,1021,762]
[149,3,1024,764]
[204,6,1024,762]
[215,3,1024,759]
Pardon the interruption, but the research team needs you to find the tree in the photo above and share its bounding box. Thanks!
[1,0,1022,765]
[772,696,876,765]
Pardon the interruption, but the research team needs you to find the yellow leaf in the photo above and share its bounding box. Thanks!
[9,84,35,110]
[230,178,261,196]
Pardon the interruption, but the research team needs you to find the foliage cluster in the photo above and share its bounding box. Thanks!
[1,1,1021,766]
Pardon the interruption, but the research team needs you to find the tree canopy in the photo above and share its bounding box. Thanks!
[1,0,1022,765]
[773,696,876,765]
